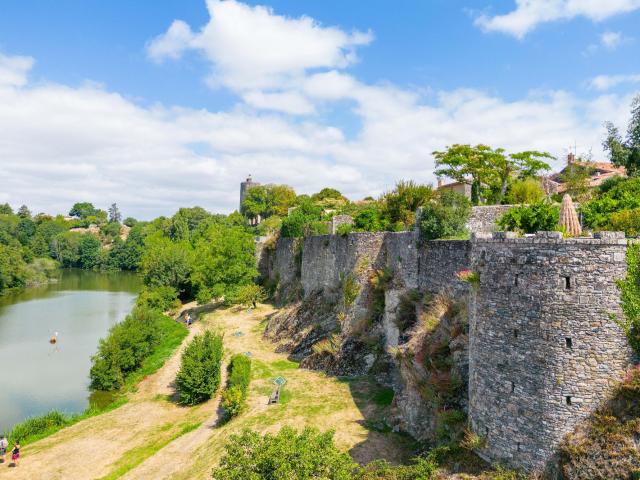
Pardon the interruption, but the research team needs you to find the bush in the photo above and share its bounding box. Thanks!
[618,243,640,355]
[176,330,223,405]
[497,201,559,234]
[506,178,545,204]
[89,307,165,390]
[4,411,71,445]
[336,223,353,236]
[212,427,358,480]
[420,190,471,240]
[222,354,251,418]
[609,208,640,236]
[211,426,439,480]
[136,286,180,312]
[581,177,640,230]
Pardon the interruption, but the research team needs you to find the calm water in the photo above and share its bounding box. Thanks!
[0,269,141,433]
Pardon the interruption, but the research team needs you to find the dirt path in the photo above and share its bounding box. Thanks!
[0,305,413,480]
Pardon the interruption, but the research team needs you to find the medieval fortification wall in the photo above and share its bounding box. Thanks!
[258,229,633,472]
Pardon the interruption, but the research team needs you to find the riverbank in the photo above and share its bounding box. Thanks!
[0,304,413,479]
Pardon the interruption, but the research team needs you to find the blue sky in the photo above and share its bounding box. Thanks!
[0,0,639,218]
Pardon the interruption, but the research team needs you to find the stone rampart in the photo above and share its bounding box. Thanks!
[467,205,514,233]
[468,231,633,471]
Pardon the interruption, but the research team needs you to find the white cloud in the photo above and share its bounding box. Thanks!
[147,0,372,95]
[2,1,639,219]
[589,73,640,90]
[601,31,624,49]
[0,52,34,87]
[476,0,640,38]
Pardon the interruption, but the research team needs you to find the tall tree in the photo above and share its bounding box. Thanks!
[0,203,13,215]
[17,205,31,218]
[434,144,552,205]
[604,94,640,176]
[108,203,122,224]
[69,202,99,219]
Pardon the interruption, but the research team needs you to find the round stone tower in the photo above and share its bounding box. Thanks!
[468,231,633,471]
[239,175,260,211]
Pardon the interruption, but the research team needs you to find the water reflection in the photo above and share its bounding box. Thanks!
[0,269,141,433]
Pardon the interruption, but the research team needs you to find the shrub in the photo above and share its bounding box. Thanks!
[356,456,437,479]
[506,178,545,204]
[497,201,559,233]
[618,243,640,355]
[176,330,223,405]
[340,272,359,307]
[581,177,640,229]
[221,354,251,418]
[89,307,165,390]
[136,286,180,312]
[4,411,71,445]
[609,208,640,236]
[420,190,471,240]
[212,426,358,480]
[336,223,353,236]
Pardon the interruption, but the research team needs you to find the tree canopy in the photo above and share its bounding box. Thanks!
[604,94,640,176]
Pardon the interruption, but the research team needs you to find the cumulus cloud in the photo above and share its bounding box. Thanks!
[0,52,34,87]
[589,73,640,90]
[147,0,372,98]
[2,1,639,219]
[475,0,640,38]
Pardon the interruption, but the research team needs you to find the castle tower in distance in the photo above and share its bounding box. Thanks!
[239,175,260,211]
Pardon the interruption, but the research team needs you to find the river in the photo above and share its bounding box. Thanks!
[0,269,141,433]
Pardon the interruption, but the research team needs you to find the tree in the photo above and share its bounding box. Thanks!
[191,224,258,300]
[15,218,36,246]
[0,203,12,215]
[17,205,31,218]
[176,331,224,405]
[69,202,99,219]
[280,199,326,237]
[232,284,266,308]
[506,178,545,204]
[604,94,640,176]
[108,203,122,224]
[434,144,552,205]
[212,427,357,480]
[420,190,471,240]
[581,177,640,229]
[140,234,193,293]
[381,180,434,230]
[241,184,297,220]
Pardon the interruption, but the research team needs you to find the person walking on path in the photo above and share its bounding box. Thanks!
[0,436,7,464]
[10,441,19,467]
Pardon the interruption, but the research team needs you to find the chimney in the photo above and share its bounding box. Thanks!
[567,153,575,165]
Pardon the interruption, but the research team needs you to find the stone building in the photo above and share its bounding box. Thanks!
[240,175,261,224]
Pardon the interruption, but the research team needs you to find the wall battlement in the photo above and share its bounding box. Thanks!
[258,229,633,472]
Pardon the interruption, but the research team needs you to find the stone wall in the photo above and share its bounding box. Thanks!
[468,231,634,472]
[467,205,514,233]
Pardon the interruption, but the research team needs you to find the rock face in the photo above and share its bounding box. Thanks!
[258,229,633,473]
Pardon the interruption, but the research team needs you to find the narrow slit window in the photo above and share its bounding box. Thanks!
[514,329,519,339]
[517,442,521,452]
[566,396,572,405]
[564,276,571,289]
[511,382,515,393]
[566,337,573,349]
[514,274,519,286]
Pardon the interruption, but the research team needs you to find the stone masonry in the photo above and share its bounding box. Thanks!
[258,229,634,472]
[468,231,634,471]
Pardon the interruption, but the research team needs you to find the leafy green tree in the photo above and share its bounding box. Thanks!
[212,427,357,480]
[108,203,122,224]
[231,284,266,308]
[140,234,193,293]
[618,244,640,354]
[381,180,434,230]
[0,203,13,215]
[255,215,282,237]
[69,202,99,219]
[420,190,471,240]
[15,218,36,246]
[241,185,297,219]
[191,224,258,299]
[603,94,640,176]
[280,200,325,237]
[558,161,592,202]
[51,231,83,267]
[176,330,224,405]
[498,202,560,234]
[17,205,31,218]
[123,217,137,227]
[0,244,29,293]
[78,234,102,269]
[89,307,165,390]
[136,286,180,312]
[581,178,640,229]
[506,178,545,204]
[352,204,386,232]
[434,144,552,204]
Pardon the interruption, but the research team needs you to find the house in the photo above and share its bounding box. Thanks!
[547,154,627,194]
[437,178,472,199]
